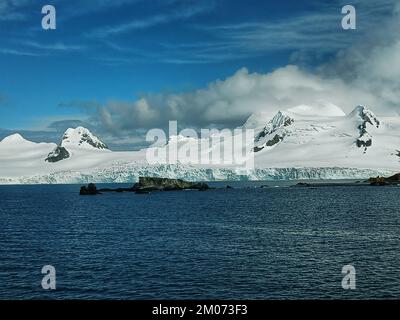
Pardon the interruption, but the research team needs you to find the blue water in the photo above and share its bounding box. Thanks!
[0,182,399,299]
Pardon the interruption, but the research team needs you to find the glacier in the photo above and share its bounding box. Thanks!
[0,164,394,185]
[0,105,399,184]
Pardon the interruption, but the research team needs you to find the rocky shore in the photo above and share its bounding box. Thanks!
[79,173,400,195]
[294,173,400,188]
[80,177,209,195]
[369,173,400,186]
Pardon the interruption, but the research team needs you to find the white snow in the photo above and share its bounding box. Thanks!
[0,105,399,184]
[61,127,109,150]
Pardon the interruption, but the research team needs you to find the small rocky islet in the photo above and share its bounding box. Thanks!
[294,173,400,188]
[368,173,400,186]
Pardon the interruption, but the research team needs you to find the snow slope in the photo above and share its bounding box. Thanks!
[252,105,400,170]
[0,105,399,184]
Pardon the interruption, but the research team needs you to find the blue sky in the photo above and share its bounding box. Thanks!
[0,0,398,149]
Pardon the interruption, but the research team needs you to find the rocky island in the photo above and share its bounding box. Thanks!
[80,177,209,195]
[79,172,400,195]
[369,173,400,186]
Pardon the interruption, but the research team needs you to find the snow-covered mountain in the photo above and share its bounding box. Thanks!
[0,105,399,184]
[251,104,399,170]
[45,127,109,163]
[61,127,108,150]
[253,110,295,152]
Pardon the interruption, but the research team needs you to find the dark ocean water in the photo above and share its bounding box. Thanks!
[0,182,399,300]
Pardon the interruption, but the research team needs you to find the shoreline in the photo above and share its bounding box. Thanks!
[0,166,396,186]
[1,179,399,188]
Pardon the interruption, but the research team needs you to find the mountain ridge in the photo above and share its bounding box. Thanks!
[0,104,399,184]
[45,127,109,163]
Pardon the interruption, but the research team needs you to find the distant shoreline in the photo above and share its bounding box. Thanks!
[1,178,399,188]
[0,166,396,186]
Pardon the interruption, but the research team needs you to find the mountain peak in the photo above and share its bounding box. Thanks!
[350,105,375,118]
[269,110,294,128]
[0,133,29,144]
[352,105,369,113]
[61,127,108,150]
[350,105,380,127]
[253,110,295,152]
[45,127,108,163]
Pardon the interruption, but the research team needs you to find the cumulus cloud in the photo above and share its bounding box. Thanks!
[93,57,396,134]
[321,1,400,115]
[94,67,372,134]
[86,0,400,136]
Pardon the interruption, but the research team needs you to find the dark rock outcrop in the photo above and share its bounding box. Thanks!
[45,146,70,162]
[386,173,400,182]
[289,172,400,188]
[356,138,372,149]
[369,176,388,186]
[369,173,400,186]
[79,177,210,195]
[80,183,100,195]
[132,177,209,193]
[368,173,400,186]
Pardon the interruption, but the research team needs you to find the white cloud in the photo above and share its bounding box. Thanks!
[93,65,381,134]
[90,0,400,134]
[23,41,84,51]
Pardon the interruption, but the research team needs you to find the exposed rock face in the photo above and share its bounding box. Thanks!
[133,177,209,192]
[80,183,99,195]
[356,138,372,149]
[79,177,209,195]
[46,127,108,163]
[385,173,400,182]
[352,105,380,152]
[369,173,400,185]
[254,111,294,152]
[45,146,70,162]
[369,176,388,186]
[265,133,285,147]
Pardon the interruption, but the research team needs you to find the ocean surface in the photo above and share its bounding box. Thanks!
[0,181,399,300]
